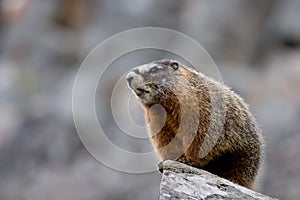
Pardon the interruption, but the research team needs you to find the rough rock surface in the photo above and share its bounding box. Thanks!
[159,160,277,200]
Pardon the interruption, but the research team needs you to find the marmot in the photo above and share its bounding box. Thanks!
[126,59,263,189]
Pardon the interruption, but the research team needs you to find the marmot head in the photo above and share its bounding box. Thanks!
[126,59,184,106]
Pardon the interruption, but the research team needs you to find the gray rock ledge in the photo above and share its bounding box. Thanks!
[159,160,278,200]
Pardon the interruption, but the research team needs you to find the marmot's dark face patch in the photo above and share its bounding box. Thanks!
[126,60,180,104]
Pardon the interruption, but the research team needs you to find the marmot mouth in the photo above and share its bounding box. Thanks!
[134,87,149,97]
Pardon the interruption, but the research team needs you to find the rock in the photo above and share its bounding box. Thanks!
[159,160,277,200]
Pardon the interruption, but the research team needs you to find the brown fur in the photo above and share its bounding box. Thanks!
[126,60,263,189]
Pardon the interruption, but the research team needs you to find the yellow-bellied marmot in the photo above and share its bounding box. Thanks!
[126,59,263,189]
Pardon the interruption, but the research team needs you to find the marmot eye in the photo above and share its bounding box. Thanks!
[149,66,159,73]
[170,62,179,70]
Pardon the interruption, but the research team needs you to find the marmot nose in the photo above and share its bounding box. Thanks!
[126,72,134,87]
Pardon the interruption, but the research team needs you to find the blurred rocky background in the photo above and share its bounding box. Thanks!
[0,0,300,199]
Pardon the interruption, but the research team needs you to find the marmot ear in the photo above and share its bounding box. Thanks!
[170,61,179,70]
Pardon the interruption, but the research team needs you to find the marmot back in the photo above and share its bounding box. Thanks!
[126,59,263,189]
